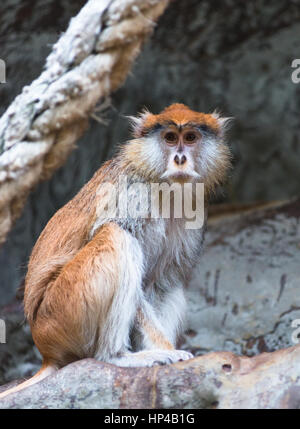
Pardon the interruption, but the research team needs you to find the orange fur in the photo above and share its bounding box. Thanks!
[133,103,221,137]
[25,222,127,367]
[137,309,174,350]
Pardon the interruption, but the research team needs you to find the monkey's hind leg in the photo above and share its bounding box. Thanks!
[29,223,144,367]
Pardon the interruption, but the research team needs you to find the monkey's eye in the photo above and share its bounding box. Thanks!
[184,132,197,144]
[164,131,178,145]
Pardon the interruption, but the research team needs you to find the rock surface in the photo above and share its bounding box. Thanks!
[1,345,300,409]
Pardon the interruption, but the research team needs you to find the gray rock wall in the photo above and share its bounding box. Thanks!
[182,199,300,357]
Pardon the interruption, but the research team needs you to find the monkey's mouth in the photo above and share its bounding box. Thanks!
[160,169,201,182]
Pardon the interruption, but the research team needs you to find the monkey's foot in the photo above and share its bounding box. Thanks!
[109,349,194,367]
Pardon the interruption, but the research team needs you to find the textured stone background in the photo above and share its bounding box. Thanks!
[182,200,300,357]
[0,0,300,390]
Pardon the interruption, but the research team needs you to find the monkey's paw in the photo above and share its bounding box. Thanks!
[143,349,194,366]
[110,349,194,367]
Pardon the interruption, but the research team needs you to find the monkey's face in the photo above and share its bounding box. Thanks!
[158,124,210,183]
[127,103,232,191]
[142,122,231,190]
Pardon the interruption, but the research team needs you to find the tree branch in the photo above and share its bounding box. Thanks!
[1,345,300,408]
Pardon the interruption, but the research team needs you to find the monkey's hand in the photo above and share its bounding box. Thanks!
[109,349,194,367]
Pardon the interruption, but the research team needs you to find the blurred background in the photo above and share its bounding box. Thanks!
[0,0,300,384]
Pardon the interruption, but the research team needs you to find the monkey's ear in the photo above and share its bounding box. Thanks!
[127,108,153,138]
[211,110,233,137]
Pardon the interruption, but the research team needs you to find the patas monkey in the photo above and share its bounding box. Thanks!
[0,103,231,398]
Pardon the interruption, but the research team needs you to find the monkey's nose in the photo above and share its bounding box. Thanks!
[174,154,187,166]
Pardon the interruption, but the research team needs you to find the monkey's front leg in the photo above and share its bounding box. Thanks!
[109,304,193,367]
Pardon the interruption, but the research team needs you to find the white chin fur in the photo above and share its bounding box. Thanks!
[160,170,201,181]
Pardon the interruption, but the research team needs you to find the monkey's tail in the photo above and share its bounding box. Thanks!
[0,362,57,400]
